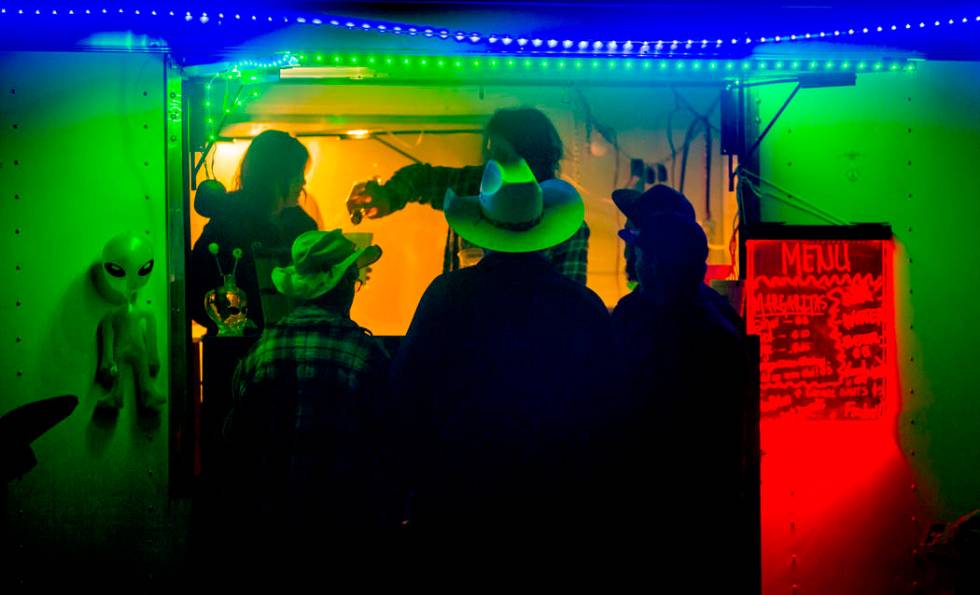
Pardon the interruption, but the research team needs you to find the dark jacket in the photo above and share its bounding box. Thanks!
[391,251,617,533]
[610,289,747,547]
[189,189,316,333]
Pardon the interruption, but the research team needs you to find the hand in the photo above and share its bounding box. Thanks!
[97,361,118,388]
[347,179,394,220]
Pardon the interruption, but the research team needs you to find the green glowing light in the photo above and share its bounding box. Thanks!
[742,62,751,70]
[676,61,685,70]
[506,59,516,67]
[791,61,800,69]
[624,60,633,69]
[757,62,766,70]
[725,62,734,70]
[332,55,341,64]
[660,61,668,70]
[368,57,376,64]
[524,59,533,69]
[420,59,428,66]
[874,62,883,70]
[575,60,583,69]
[841,61,851,69]
[642,61,652,70]
[350,56,359,64]
[591,60,600,69]
[889,63,899,71]
[204,101,211,107]
[490,59,499,68]
[385,57,393,64]
[825,61,834,69]
[809,61,818,69]
[709,61,718,70]
[558,60,566,69]
[775,61,784,69]
[472,59,481,67]
[453,60,462,68]
[315,54,323,62]
[402,57,411,65]
[857,61,867,70]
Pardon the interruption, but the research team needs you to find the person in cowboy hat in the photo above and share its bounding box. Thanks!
[612,184,743,332]
[391,158,617,535]
[345,106,591,284]
[222,229,399,547]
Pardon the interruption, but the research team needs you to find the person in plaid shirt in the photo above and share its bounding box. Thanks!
[224,229,398,538]
[347,107,590,284]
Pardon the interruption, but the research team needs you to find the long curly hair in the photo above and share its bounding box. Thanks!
[483,107,564,182]
[235,130,309,213]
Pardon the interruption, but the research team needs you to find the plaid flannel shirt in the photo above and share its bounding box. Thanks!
[383,163,590,284]
[228,304,391,494]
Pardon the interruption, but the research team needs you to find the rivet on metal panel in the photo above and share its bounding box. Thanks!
[12,123,18,129]
[16,370,23,376]
[144,123,149,129]
[143,90,148,96]
[910,483,918,492]
[9,88,15,94]
[14,228,20,234]
[15,336,21,342]
[144,161,149,166]
[15,300,21,307]
[14,194,19,200]
[145,195,150,201]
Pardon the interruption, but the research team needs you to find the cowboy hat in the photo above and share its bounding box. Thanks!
[444,159,584,253]
[271,229,382,301]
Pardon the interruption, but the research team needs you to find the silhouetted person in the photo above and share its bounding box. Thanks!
[189,130,317,334]
[347,106,590,283]
[391,158,614,536]
[610,213,747,582]
[221,230,394,560]
[613,184,743,331]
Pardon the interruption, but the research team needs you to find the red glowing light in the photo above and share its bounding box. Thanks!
[746,239,888,419]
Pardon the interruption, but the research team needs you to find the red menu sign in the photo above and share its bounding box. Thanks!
[746,239,890,419]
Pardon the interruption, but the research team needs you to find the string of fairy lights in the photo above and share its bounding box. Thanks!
[1,5,978,55]
[198,51,919,144]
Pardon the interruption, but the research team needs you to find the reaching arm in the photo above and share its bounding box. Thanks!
[348,164,485,218]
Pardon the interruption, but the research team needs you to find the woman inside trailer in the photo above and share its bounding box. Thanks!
[189,129,318,335]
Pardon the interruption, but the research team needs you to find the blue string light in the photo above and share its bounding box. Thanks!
[0,6,977,56]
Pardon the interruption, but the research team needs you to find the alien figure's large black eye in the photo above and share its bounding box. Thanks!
[104,262,126,278]
[138,259,154,277]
